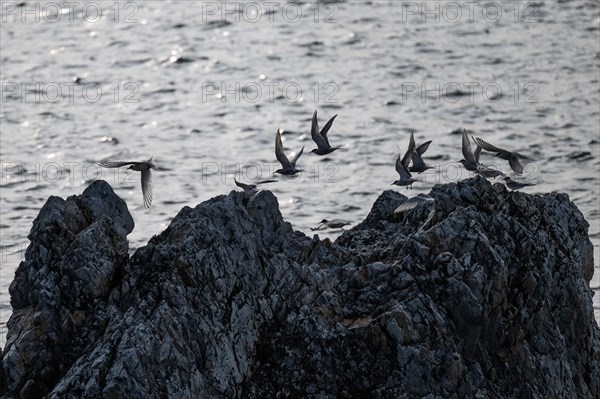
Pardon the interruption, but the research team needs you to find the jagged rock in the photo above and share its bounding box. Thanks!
[1,177,598,398]
[2,181,132,399]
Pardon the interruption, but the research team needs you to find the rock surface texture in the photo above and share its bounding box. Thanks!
[1,177,598,398]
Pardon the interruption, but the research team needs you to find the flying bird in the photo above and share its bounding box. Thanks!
[311,219,351,231]
[503,177,536,190]
[473,139,505,179]
[458,129,480,172]
[310,110,342,155]
[408,133,433,174]
[98,157,159,209]
[394,193,434,214]
[474,141,482,163]
[234,178,276,196]
[473,136,532,175]
[275,129,304,176]
[476,166,505,179]
[392,132,417,188]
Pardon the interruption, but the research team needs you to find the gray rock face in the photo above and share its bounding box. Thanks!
[1,177,598,398]
[2,181,132,399]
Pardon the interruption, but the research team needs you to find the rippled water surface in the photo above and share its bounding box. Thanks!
[1,1,599,340]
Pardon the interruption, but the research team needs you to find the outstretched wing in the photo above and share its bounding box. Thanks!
[99,160,135,168]
[394,194,433,214]
[275,130,292,169]
[402,132,416,170]
[256,179,278,185]
[473,137,511,157]
[290,146,304,168]
[320,114,338,146]
[311,110,329,150]
[508,158,524,175]
[514,152,533,160]
[474,143,482,163]
[462,130,476,163]
[396,136,415,179]
[411,151,424,167]
[234,178,256,192]
[141,169,153,209]
[415,140,432,156]
[412,139,432,165]
[394,197,420,214]
[147,157,169,171]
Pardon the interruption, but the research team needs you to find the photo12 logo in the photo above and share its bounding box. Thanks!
[1,81,140,104]
[1,1,141,23]
[201,81,339,104]
[200,2,339,24]
[400,81,540,104]
[399,1,541,23]
[1,161,147,186]
[1,242,27,263]
[201,162,340,184]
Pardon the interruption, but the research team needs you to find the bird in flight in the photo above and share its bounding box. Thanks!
[310,110,342,155]
[234,178,276,196]
[99,157,160,209]
[275,129,304,176]
[408,133,433,174]
[310,219,351,231]
[394,193,434,214]
[473,136,532,175]
[392,132,417,188]
[458,129,480,172]
[503,177,536,190]
[473,138,505,179]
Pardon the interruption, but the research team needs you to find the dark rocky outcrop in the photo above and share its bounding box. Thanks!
[1,181,133,399]
[1,177,598,398]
